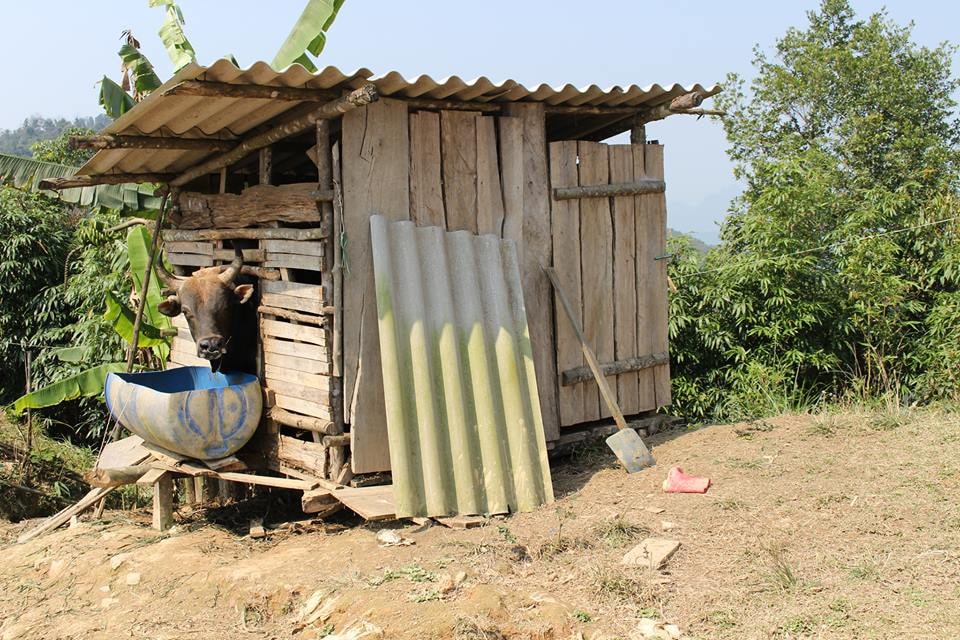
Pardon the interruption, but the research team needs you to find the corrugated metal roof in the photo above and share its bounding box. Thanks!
[370,215,554,518]
[79,59,719,177]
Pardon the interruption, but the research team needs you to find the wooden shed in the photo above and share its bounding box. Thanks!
[52,61,720,489]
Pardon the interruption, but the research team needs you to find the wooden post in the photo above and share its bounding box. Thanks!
[152,472,174,531]
[22,342,32,462]
[630,119,647,145]
[317,119,346,479]
[259,148,272,186]
[182,478,196,505]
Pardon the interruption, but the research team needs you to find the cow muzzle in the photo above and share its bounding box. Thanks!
[196,335,228,361]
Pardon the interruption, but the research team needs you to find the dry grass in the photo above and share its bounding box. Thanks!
[1,408,958,639]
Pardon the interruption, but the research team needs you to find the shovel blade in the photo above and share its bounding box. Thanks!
[606,429,655,473]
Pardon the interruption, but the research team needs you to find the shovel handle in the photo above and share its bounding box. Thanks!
[545,267,632,434]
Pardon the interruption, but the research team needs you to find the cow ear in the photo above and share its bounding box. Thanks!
[157,295,182,317]
[234,284,254,305]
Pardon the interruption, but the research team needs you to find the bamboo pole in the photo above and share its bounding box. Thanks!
[69,134,235,152]
[39,174,176,190]
[552,180,665,200]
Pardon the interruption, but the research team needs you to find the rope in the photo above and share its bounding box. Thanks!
[672,214,960,280]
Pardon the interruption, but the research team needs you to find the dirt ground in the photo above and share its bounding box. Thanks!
[1,409,958,639]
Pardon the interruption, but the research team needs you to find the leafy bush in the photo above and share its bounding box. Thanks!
[668,0,960,420]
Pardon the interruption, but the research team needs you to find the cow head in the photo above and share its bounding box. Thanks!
[156,250,254,372]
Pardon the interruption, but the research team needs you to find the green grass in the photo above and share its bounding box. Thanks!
[594,515,647,547]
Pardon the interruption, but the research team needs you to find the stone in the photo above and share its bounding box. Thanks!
[644,506,666,514]
[125,572,141,586]
[47,559,66,579]
[109,553,131,570]
[664,623,682,638]
[438,574,456,595]
[622,538,681,570]
[661,521,677,531]
[100,597,119,608]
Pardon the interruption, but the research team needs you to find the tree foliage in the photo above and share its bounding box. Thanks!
[669,0,960,419]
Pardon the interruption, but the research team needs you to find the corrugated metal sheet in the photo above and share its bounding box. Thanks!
[370,215,554,518]
[79,59,719,176]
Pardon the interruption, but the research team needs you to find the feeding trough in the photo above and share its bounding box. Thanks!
[104,367,262,460]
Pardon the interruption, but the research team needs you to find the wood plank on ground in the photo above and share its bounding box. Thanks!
[96,435,149,469]
[440,110,479,233]
[476,115,505,236]
[334,485,396,521]
[644,144,671,408]
[577,141,614,421]
[504,102,559,443]
[609,144,642,416]
[342,97,410,473]
[17,487,113,543]
[631,145,656,411]
[549,140,584,427]
[408,111,446,228]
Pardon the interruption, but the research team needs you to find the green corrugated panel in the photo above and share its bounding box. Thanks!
[370,216,555,518]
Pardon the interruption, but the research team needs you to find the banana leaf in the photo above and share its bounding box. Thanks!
[127,225,172,362]
[271,0,345,71]
[11,363,127,414]
[118,43,163,96]
[99,76,136,120]
[49,346,89,363]
[103,292,167,348]
[150,0,197,72]
[0,152,164,211]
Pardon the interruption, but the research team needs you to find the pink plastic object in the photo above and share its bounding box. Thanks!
[662,467,711,493]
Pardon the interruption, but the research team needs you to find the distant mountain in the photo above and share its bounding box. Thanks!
[669,228,713,255]
[0,115,110,157]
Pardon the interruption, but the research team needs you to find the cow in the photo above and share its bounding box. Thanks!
[155,249,257,373]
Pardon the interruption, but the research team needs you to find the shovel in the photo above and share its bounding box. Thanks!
[545,268,655,473]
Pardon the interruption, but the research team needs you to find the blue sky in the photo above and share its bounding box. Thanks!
[1,1,956,240]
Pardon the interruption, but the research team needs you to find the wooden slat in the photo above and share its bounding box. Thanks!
[167,253,213,267]
[342,98,410,473]
[262,239,323,256]
[476,116,505,236]
[261,318,326,346]
[97,435,149,469]
[164,227,326,242]
[277,434,327,478]
[609,145,642,415]
[275,393,332,420]
[498,116,524,250]
[261,279,324,300]
[212,248,265,263]
[504,102,559,442]
[264,349,331,375]
[408,111,446,228]
[267,378,328,405]
[260,292,326,315]
[264,364,331,391]
[262,337,328,362]
[216,471,312,491]
[164,241,212,255]
[577,141,614,421]
[632,145,656,411]
[262,253,323,271]
[644,144,671,408]
[440,110,479,233]
[334,485,396,521]
[549,140,584,427]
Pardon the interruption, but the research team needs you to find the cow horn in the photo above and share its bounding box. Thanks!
[154,253,186,289]
[219,248,244,284]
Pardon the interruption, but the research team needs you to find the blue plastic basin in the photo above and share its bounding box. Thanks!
[104,367,262,460]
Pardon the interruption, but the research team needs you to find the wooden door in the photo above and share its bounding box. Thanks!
[548,141,671,428]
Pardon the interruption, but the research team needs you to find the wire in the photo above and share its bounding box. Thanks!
[672,214,960,280]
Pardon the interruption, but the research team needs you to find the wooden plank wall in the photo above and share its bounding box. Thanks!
[548,142,671,428]
[342,98,410,474]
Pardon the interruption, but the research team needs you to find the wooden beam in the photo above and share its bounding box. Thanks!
[561,352,670,386]
[269,407,337,434]
[163,227,327,241]
[69,134,235,152]
[39,173,176,190]
[544,105,642,115]
[170,84,378,188]
[163,80,339,102]
[553,180,665,200]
